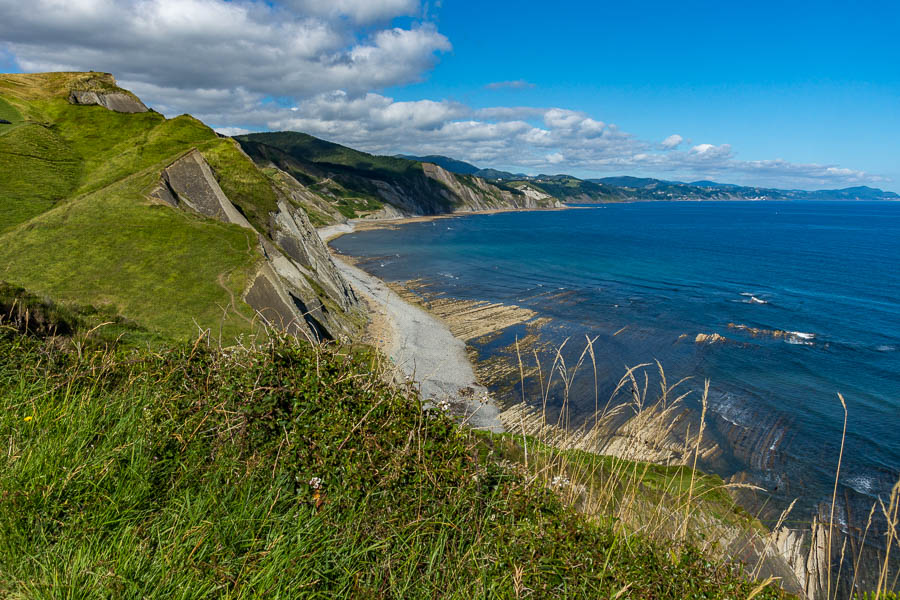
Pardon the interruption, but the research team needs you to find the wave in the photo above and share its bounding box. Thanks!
[876,344,896,352]
[785,331,816,346]
[728,323,816,345]
[740,292,769,305]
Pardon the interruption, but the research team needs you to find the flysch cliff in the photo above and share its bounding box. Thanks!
[0,72,361,343]
[148,148,359,341]
[236,131,562,225]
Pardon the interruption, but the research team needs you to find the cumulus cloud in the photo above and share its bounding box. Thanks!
[0,0,449,105]
[545,152,565,164]
[215,126,253,137]
[661,134,683,149]
[0,0,885,189]
[485,79,536,90]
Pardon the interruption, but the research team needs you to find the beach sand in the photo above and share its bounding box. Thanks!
[318,222,504,432]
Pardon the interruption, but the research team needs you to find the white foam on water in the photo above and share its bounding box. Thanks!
[785,331,816,345]
[845,475,880,498]
[740,292,769,304]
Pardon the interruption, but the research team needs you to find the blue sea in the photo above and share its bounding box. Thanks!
[331,201,900,526]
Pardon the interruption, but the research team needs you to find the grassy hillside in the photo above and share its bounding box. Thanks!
[237,131,545,221]
[508,175,622,202]
[0,321,791,599]
[244,131,419,177]
[0,73,291,341]
[238,131,446,218]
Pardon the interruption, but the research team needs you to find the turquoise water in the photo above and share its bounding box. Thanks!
[332,201,900,525]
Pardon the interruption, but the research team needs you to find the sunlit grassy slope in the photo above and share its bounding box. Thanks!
[0,323,792,599]
[0,73,276,341]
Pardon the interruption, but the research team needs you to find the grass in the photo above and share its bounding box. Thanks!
[0,322,792,599]
[0,281,160,347]
[0,96,22,124]
[0,171,260,341]
[0,73,310,342]
[492,335,900,600]
[0,122,81,232]
[201,138,281,234]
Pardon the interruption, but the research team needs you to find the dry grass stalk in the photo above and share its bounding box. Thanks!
[495,337,900,600]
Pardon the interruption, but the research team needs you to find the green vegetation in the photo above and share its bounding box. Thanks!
[201,138,281,233]
[0,121,81,231]
[334,196,384,219]
[0,175,259,341]
[0,73,284,342]
[0,96,22,124]
[240,131,420,177]
[507,176,616,203]
[0,322,790,599]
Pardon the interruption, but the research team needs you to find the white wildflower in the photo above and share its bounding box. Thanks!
[550,475,570,488]
[308,477,322,490]
[437,398,451,412]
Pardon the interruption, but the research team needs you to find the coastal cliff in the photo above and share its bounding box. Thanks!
[236,131,561,224]
[0,72,361,342]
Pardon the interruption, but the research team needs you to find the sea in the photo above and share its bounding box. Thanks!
[331,201,900,531]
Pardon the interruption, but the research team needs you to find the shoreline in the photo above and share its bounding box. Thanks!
[318,221,504,432]
[317,210,883,597]
[318,205,572,243]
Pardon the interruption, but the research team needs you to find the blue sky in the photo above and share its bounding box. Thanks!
[1,0,896,190]
[389,0,899,188]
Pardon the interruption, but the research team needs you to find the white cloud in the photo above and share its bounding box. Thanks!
[0,0,449,104]
[215,126,252,137]
[661,134,683,149]
[0,0,885,189]
[485,79,536,90]
[545,152,564,164]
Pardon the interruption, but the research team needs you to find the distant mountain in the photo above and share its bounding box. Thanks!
[472,167,526,180]
[689,180,742,189]
[399,155,525,181]
[390,155,898,204]
[799,186,899,201]
[592,176,665,189]
[397,154,481,175]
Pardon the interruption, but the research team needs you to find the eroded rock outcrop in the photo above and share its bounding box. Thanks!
[151,150,253,228]
[68,90,148,113]
[768,517,830,599]
[695,332,727,344]
[421,162,561,211]
[65,74,148,114]
[150,150,361,341]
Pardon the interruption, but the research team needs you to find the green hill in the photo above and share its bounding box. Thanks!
[237,131,560,219]
[398,153,482,175]
[0,72,359,343]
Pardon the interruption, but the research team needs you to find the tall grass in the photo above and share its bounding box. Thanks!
[0,319,791,599]
[497,336,900,600]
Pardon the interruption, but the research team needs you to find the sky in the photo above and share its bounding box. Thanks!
[1,0,897,190]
